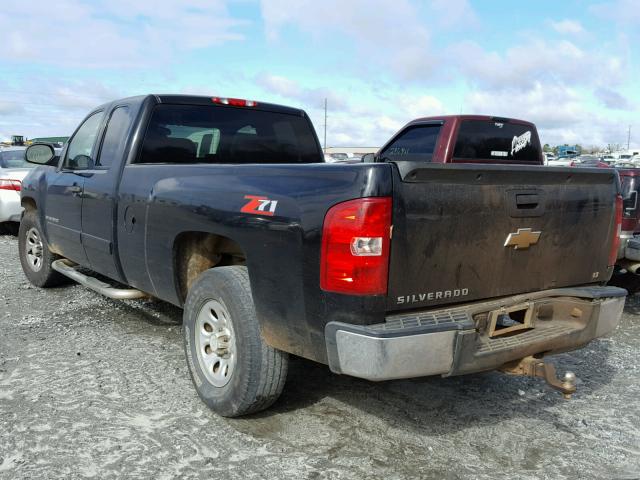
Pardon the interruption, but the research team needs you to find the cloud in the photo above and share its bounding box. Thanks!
[259,0,436,81]
[594,87,634,110]
[465,82,586,128]
[0,0,247,68]
[397,95,446,119]
[450,38,621,91]
[590,0,640,27]
[550,19,585,35]
[429,0,479,29]
[309,112,403,148]
[0,101,25,115]
[255,73,348,110]
[0,78,123,141]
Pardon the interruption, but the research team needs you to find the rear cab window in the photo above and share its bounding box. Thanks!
[137,105,322,164]
[453,119,541,163]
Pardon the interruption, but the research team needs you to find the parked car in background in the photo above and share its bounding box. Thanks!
[601,154,617,165]
[617,169,640,252]
[570,156,610,168]
[546,156,574,167]
[329,153,348,161]
[0,147,31,233]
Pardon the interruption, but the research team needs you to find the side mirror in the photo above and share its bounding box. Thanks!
[25,144,56,165]
[362,153,375,163]
[70,154,94,170]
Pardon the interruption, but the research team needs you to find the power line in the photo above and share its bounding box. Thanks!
[323,98,327,153]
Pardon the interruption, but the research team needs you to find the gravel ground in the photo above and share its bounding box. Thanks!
[0,233,638,480]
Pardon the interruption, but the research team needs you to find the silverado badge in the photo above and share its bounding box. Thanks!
[504,228,541,250]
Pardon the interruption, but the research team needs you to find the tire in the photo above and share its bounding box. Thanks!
[18,210,66,288]
[183,266,289,417]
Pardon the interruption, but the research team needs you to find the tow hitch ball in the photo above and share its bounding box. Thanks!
[500,356,577,399]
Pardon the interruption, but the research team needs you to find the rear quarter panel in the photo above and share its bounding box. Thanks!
[117,162,393,362]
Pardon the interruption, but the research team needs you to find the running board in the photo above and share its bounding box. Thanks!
[52,259,148,300]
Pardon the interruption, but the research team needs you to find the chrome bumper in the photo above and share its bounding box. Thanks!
[325,286,626,381]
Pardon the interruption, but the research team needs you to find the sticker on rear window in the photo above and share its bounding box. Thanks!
[511,131,532,155]
[491,151,508,157]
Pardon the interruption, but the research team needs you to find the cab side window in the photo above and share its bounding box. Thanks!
[97,106,132,168]
[380,125,442,162]
[64,112,103,170]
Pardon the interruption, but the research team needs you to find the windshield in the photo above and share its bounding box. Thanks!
[0,150,32,169]
[453,120,541,162]
[138,105,322,164]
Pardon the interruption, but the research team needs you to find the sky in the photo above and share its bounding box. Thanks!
[0,0,638,149]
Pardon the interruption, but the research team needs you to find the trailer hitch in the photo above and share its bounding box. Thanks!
[499,356,577,399]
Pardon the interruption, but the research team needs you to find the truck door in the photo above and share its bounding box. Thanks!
[80,105,134,282]
[45,111,104,265]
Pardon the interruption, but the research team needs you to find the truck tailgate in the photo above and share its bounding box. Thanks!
[388,162,619,311]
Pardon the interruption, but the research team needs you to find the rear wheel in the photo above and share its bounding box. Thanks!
[183,266,288,417]
[18,211,66,287]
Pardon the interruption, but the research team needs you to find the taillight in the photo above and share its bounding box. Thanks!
[609,194,623,266]
[569,161,576,167]
[0,179,21,191]
[211,97,258,107]
[320,197,392,295]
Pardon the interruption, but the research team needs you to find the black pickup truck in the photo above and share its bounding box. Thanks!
[20,94,626,416]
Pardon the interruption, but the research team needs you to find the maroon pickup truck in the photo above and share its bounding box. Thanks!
[368,115,543,165]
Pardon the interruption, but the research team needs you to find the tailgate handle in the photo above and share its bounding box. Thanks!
[515,193,539,209]
[507,189,545,217]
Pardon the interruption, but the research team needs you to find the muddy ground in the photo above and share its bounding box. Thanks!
[0,233,638,479]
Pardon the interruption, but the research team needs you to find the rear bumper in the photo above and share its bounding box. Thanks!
[325,286,626,381]
[0,189,22,223]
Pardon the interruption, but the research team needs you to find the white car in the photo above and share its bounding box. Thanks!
[546,157,574,167]
[0,147,33,230]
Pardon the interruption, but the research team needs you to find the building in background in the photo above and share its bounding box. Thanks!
[325,146,378,156]
[30,136,69,146]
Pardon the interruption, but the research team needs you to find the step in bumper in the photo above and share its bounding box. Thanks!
[325,286,626,381]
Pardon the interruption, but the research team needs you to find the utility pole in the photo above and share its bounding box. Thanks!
[323,98,328,153]
[628,125,631,151]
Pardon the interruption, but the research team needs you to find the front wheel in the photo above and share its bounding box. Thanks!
[18,210,66,287]
[183,266,288,417]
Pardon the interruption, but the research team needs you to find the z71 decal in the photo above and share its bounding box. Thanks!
[241,195,278,216]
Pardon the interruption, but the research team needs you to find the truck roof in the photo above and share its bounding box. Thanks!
[94,94,306,117]
[407,114,536,127]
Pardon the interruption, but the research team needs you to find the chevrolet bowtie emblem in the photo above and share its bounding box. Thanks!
[504,228,541,250]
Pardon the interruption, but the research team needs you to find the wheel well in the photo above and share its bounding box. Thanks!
[21,197,37,212]
[174,232,246,303]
